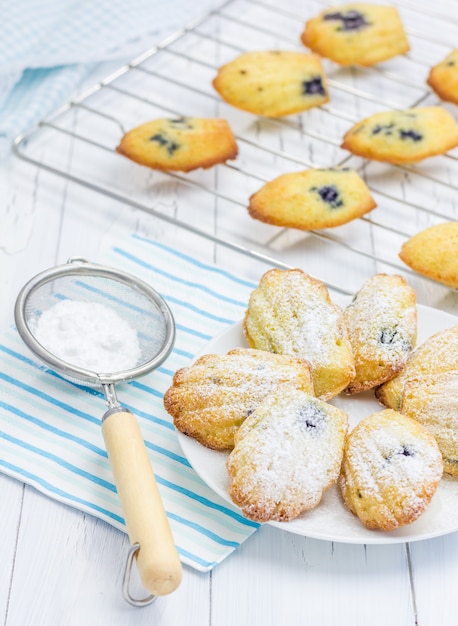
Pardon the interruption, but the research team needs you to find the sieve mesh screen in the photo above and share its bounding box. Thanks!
[15,259,175,386]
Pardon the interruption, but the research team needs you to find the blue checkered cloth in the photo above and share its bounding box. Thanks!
[0,0,218,154]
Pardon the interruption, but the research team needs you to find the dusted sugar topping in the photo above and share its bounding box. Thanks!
[401,371,458,477]
[227,387,348,522]
[245,271,339,360]
[344,273,417,394]
[339,410,443,530]
[34,299,141,373]
[163,348,314,450]
[376,324,458,411]
[243,268,355,399]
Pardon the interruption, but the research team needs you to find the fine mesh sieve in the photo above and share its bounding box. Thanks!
[14,257,182,606]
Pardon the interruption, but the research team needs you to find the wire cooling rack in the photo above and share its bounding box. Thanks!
[13,0,458,307]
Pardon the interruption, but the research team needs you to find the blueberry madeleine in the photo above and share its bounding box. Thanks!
[227,387,348,522]
[339,409,443,531]
[344,274,417,394]
[243,268,355,400]
[212,50,329,117]
[341,106,458,163]
[401,372,458,477]
[164,348,314,450]
[301,3,409,66]
[248,167,376,230]
[116,116,238,172]
[376,325,458,411]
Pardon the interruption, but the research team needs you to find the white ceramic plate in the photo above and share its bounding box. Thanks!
[177,304,458,544]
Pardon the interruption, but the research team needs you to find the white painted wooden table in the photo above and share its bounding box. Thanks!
[1,1,458,624]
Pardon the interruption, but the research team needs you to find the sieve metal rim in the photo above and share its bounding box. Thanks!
[14,257,176,386]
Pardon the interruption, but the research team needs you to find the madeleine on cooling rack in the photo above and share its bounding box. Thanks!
[212,50,329,117]
[341,107,458,163]
[248,167,376,230]
[301,3,409,66]
[117,116,238,171]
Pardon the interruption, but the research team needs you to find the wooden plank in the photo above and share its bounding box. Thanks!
[6,487,210,625]
[0,476,24,623]
[212,525,416,625]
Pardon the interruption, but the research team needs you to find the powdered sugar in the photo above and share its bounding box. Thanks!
[167,348,313,450]
[243,269,355,398]
[226,388,348,521]
[34,299,141,373]
[246,272,343,362]
[345,274,417,356]
[340,410,443,529]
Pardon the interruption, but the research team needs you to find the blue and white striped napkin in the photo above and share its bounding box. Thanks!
[0,234,260,572]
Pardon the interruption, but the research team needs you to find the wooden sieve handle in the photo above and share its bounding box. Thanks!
[101,409,182,596]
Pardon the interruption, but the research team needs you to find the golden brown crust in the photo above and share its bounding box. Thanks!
[401,372,458,476]
[164,348,313,450]
[301,4,409,67]
[212,50,329,117]
[341,107,458,164]
[376,325,458,411]
[243,268,355,400]
[427,49,458,105]
[247,168,376,230]
[344,274,417,394]
[399,222,458,289]
[339,409,443,531]
[227,388,348,522]
[116,116,238,172]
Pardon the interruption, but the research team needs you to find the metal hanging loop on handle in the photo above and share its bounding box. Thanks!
[122,543,156,607]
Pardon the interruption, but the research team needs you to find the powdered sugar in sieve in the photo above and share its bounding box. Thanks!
[33,299,141,373]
